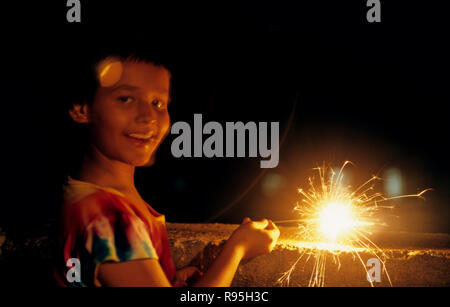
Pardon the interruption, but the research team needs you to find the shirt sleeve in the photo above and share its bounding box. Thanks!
[83,211,159,266]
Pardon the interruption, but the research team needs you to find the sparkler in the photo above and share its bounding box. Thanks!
[276,161,430,287]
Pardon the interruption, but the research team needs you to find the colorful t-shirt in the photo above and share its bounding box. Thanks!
[54,177,175,286]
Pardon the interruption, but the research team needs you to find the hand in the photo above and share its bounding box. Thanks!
[229,217,280,260]
[173,266,203,287]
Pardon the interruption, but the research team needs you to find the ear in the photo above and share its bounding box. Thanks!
[69,103,90,124]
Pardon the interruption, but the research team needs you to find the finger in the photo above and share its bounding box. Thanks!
[185,266,202,276]
[270,221,280,234]
[175,281,188,287]
[265,219,276,230]
[268,226,281,240]
[269,236,278,251]
[242,217,251,224]
[252,218,269,229]
[193,269,203,277]
[191,267,202,275]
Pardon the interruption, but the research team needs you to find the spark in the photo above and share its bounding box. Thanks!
[276,161,431,287]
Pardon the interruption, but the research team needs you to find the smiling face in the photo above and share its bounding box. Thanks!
[74,59,171,167]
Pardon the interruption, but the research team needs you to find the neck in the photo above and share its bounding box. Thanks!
[76,145,137,195]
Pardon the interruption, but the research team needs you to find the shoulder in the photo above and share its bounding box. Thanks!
[62,187,129,231]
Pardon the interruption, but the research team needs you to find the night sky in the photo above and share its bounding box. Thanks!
[1,0,449,234]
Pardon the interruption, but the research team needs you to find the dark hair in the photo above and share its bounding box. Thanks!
[65,42,174,109]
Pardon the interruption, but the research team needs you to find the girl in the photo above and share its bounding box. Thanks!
[55,47,280,287]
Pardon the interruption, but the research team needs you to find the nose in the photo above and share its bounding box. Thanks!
[136,99,157,125]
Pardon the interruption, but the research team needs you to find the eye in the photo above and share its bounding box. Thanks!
[118,96,135,104]
[152,99,167,111]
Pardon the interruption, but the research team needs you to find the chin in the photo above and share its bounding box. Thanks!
[122,143,161,167]
[130,156,153,167]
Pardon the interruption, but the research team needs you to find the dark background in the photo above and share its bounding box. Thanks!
[1,0,449,235]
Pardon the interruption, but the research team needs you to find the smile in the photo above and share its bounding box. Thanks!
[126,132,156,140]
[125,131,158,146]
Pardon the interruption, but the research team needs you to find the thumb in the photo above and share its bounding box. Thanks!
[252,218,269,229]
[242,217,251,224]
[265,219,278,230]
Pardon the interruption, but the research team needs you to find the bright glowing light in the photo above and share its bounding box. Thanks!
[277,161,431,287]
[318,202,354,240]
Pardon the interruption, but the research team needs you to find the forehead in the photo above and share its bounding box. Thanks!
[98,59,170,93]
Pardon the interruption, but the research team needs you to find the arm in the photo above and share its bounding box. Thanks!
[193,218,279,286]
[97,258,171,287]
[97,238,245,287]
[192,236,245,287]
[97,218,279,287]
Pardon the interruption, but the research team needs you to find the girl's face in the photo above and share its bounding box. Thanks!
[86,60,171,166]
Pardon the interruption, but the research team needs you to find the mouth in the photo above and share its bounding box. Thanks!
[125,131,158,146]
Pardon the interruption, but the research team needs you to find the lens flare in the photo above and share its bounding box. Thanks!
[277,161,430,287]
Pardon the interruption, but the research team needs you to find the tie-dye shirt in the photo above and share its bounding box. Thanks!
[54,177,175,286]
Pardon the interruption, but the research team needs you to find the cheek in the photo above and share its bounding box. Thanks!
[159,113,171,138]
[96,114,123,137]
[91,107,130,144]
